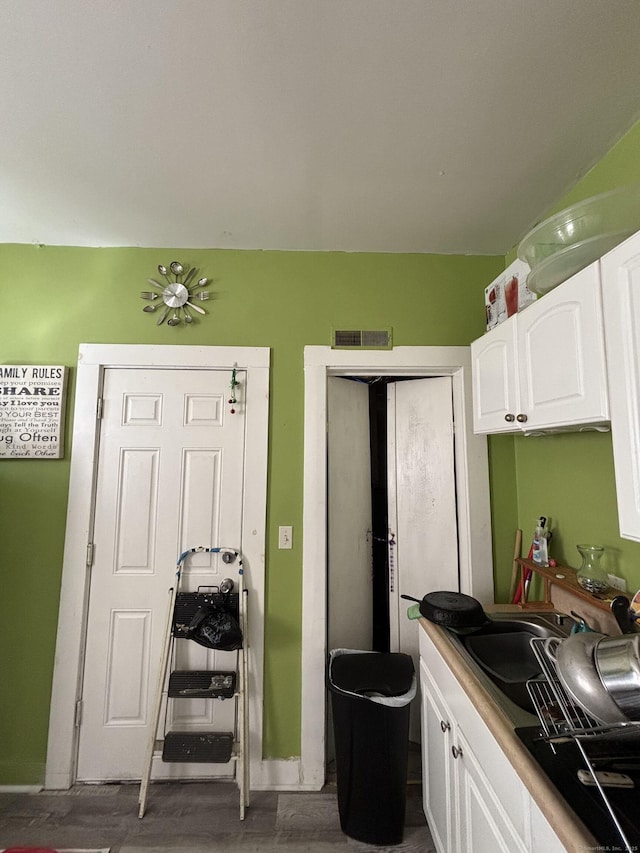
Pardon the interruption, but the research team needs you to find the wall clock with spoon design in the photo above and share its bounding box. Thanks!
[140,261,210,326]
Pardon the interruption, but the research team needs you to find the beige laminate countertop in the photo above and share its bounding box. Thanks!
[419,616,599,853]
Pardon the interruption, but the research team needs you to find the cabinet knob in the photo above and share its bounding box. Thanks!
[451,745,463,760]
[516,413,528,423]
[504,413,515,422]
[440,720,451,733]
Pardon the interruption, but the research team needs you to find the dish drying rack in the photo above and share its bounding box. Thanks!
[527,637,640,853]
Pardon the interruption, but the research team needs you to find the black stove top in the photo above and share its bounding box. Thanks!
[516,725,640,851]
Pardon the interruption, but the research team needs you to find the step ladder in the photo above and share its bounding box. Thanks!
[138,546,250,819]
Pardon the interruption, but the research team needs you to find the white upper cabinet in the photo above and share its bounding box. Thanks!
[470,316,519,433]
[517,263,609,431]
[471,262,610,435]
[601,230,640,542]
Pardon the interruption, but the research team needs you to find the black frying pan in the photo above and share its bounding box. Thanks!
[401,590,490,630]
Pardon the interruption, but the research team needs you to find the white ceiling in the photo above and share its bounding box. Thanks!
[3,0,640,255]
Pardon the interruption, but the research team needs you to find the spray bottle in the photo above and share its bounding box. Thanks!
[532,516,549,567]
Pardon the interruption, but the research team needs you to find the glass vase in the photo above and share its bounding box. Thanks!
[576,544,607,594]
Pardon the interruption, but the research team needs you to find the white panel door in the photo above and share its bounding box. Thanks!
[76,367,246,782]
[327,376,373,651]
[388,377,458,740]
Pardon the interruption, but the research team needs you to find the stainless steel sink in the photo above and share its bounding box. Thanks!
[447,612,572,718]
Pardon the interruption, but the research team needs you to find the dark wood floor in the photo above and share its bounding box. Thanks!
[0,780,435,852]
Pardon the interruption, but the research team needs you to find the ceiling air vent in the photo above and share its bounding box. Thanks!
[332,328,393,349]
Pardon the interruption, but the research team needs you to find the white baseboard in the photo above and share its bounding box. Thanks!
[37,760,319,793]
[250,758,322,791]
[0,785,43,792]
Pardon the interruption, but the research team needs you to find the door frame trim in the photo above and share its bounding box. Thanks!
[301,346,493,788]
[45,344,270,789]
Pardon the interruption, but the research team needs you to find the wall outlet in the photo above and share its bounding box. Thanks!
[608,573,628,593]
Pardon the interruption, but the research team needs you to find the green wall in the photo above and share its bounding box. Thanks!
[0,246,501,784]
[492,119,640,602]
[6,116,640,786]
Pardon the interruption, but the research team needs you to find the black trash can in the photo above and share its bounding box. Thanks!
[328,649,416,846]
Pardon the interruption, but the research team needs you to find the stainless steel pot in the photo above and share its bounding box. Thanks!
[544,634,628,725]
[595,634,640,721]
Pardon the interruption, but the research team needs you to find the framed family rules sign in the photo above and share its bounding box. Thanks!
[0,366,69,459]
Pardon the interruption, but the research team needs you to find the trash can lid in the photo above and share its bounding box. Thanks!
[330,651,414,697]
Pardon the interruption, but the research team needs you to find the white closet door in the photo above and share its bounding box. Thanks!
[388,376,458,740]
[327,376,373,652]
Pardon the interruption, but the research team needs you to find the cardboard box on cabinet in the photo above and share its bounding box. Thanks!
[485,259,536,330]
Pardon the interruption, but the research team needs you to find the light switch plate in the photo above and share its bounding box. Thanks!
[278,525,293,549]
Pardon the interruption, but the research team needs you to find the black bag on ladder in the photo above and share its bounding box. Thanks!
[187,598,243,651]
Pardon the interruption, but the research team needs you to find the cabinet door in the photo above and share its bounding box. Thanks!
[420,659,455,853]
[602,230,640,541]
[456,726,529,853]
[529,799,570,853]
[517,262,609,431]
[470,316,519,433]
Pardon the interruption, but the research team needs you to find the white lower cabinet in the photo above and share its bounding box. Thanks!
[529,799,569,853]
[419,629,566,853]
[421,658,454,852]
[456,726,528,853]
